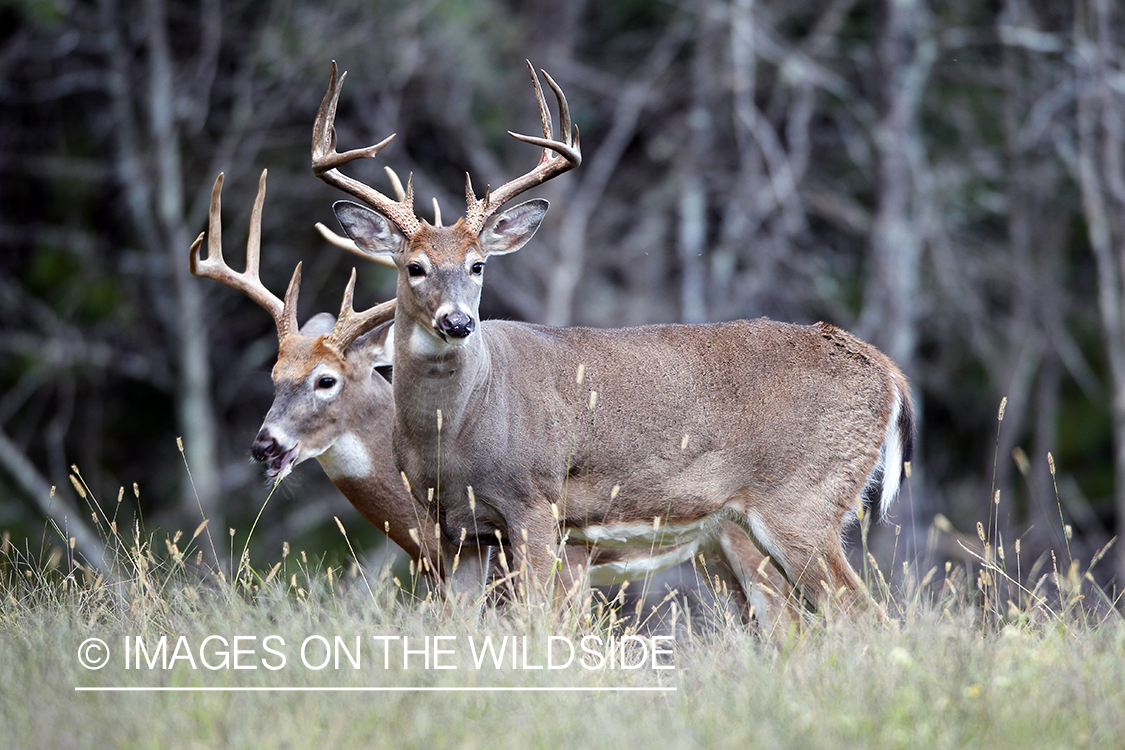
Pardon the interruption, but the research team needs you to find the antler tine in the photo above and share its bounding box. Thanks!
[527,58,554,147]
[384,166,407,201]
[190,170,301,341]
[384,164,443,225]
[312,163,406,268]
[314,222,398,268]
[323,268,398,354]
[505,64,581,174]
[549,69,574,153]
[312,61,421,237]
[463,61,582,233]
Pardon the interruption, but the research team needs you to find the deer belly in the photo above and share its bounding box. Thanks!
[566,511,728,549]
[585,541,703,586]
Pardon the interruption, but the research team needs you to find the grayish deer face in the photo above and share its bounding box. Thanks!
[252,315,394,480]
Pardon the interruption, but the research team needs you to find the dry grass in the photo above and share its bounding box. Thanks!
[1,467,1123,750]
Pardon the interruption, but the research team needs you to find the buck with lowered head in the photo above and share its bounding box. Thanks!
[188,170,433,563]
[190,169,797,628]
[315,60,914,618]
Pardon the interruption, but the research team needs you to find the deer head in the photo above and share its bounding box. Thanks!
[311,60,580,349]
[189,170,396,480]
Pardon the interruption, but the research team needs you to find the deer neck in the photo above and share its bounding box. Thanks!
[391,308,494,443]
[315,375,394,483]
[312,375,433,559]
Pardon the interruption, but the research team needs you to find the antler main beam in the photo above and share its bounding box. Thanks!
[190,170,301,342]
[191,169,395,351]
[311,61,421,238]
[463,61,582,233]
[313,166,415,267]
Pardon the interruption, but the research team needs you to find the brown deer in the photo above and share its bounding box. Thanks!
[314,60,914,618]
[190,169,797,629]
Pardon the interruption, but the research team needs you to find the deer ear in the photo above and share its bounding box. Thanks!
[299,312,337,337]
[349,321,394,367]
[333,201,405,257]
[479,199,548,256]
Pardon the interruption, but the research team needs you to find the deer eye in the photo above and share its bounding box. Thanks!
[406,263,426,278]
[470,262,485,275]
[316,376,337,390]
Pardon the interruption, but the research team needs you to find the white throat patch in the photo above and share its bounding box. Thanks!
[316,432,372,480]
[408,321,455,356]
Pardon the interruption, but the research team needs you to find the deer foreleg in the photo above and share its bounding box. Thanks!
[442,543,491,617]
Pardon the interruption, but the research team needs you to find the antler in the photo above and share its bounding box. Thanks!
[190,169,396,352]
[462,61,582,234]
[323,268,397,355]
[312,165,421,267]
[190,170,301,342]
[312,61,421,238]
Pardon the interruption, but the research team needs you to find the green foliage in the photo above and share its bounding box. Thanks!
[1,0,68,27]
[24,249,123,323]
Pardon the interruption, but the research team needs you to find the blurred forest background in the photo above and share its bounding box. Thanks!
[2,0,1123,592]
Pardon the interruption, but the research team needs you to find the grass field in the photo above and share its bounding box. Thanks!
[1,486,1123,750]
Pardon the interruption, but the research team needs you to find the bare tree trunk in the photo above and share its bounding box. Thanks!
[678,3,723,324]
[97,0,218,546]
[858,0,934,373]
[99,0,223,538]
[716,0,764,318]
[721,0,811,320]
[678,177,708,324]
[145,0,220,534]
[1074,0,1125,582]
[153,0,222,543]
[728,0,804,238]
[996,0,1049,542]
[542,26,685,326]
[856,0,936,560]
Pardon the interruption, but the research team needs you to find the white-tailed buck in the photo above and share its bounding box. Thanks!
[316,59,915,618]
[188,171,429,560]
[190,169,797,628]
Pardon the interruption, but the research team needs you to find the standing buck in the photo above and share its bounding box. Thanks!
[190,168,797,628]
[316,60,914,617]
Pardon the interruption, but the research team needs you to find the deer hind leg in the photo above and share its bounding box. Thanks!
[740,509,882,622]
[716,522,802,635]
[800,540,882,621]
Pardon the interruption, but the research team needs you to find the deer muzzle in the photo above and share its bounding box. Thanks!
[438,311,475,340]
[252,429,298,478]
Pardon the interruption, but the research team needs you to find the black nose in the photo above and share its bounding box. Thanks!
[251,430,279,463]
[439,312,475,339]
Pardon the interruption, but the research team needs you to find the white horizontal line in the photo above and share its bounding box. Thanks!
[75,686,675,693]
